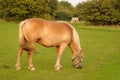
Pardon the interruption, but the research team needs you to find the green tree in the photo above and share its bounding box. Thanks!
[0,0,52,21]
[76,0,120,25]
[48,0,58,20]
[55,1,74,20]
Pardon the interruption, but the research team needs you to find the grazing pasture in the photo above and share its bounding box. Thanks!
[0,21,120,80]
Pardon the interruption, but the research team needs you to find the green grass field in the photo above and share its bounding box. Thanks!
[0,21,120,80]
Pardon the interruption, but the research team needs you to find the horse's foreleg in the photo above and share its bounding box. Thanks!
[27,51,35,71]
[15,47,23,70]
[55,43,67,71]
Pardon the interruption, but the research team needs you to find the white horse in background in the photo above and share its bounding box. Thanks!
[71,17,79,23]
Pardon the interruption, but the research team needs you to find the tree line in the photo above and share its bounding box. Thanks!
[0,0,57,21]
[76,0,120,25]
[0,0,120,25]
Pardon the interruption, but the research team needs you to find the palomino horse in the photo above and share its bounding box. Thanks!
[15,18,83,71]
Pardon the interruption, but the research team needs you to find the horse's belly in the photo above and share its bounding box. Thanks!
[37,39,60,47]
[37,32,72,47]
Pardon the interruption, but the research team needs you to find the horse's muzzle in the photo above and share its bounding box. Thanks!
[72,56,83,69]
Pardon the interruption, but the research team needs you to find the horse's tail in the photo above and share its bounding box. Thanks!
[19,21,35,52]
[19,21,26,47]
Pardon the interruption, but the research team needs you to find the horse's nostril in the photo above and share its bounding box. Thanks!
[75,63,82,69]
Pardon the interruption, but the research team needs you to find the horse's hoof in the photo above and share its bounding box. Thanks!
[16,66,21,71]
[28,66,35,71]
[54,64,62,71]
[30,67,35,71]
[15,64,21,71]
[55,67,61,71]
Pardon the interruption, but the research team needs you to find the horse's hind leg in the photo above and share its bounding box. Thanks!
[27,51,35,71]
[15,47,23,70]
[55,43,67,71]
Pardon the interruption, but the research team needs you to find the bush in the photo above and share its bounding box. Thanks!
[0,0,52,21]
[76,0,120,25]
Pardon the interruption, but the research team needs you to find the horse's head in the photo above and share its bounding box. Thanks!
[72,50,83,69]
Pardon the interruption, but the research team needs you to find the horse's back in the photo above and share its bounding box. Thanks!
[37,21,73,47]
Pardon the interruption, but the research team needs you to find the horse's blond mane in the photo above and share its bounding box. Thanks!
[57,21,81,51]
